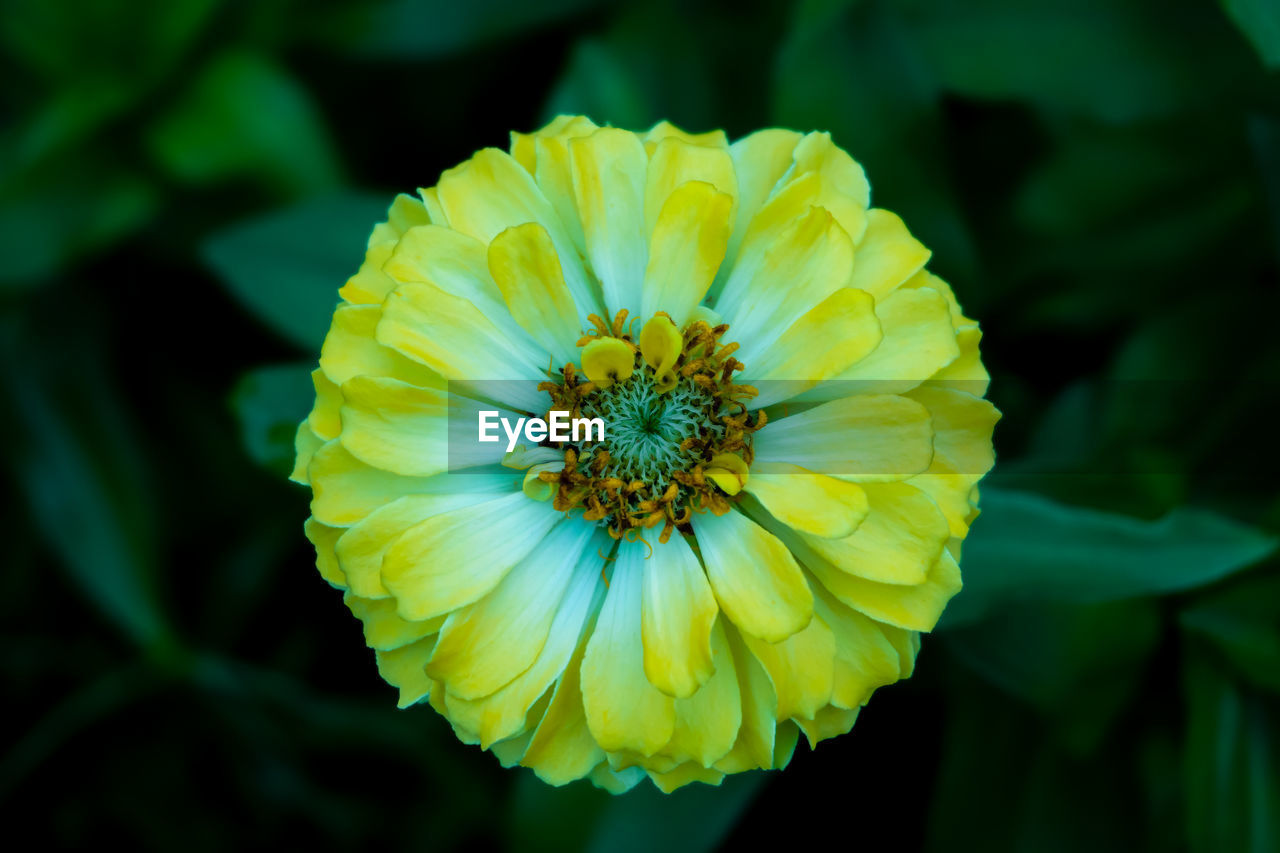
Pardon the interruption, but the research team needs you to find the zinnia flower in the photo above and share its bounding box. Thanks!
[292,116,998,793]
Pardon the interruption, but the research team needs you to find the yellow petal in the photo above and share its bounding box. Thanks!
[655,619,741,767]
[487,222,582,364]
[744,465,869,539]
[640,534,718,697]
[745,287,882,407]
[903,386,999,536]
[644,120,729,153]
[812,583,903,709]
[485,698,544,767]
[721,169,820,293]
[715,128,804,301]
[688,303,724,328]
[334,475,518,597]
[643,137,736,240]
[640,181,732,328]
[773,721,801,769]
[904,271,989,394]
[385,191,432,234]
[744,497,962,630]
[752,394,934,482]
[511,115,600,256]
[502,444,562,470]
[903,269,978,330]
[713,623,780,773]
[382,224,530,347]
[308,441,453,527]
[418,186,446,225]
[849,208,931,301]
[446,543,605,747]
[802,536,962,632]
[570,128,648,315]
[580,542,677,755]
[794,706,860,749]
[589,763,646,793]
[338,193,431,304]
[581,337,635,387]
[886,626,921,679]
[340,378,519,477]
[377,281,548,412]
[716,205,854,352]
[647,764,726,793]
[521,634,607,786]
[799,482,951,585]
[338,377,446,477]
[695,509,813,643]
[307,368,343,440]
[382,491,562,622]
[304,516,346,587]
[809,286,960,398]
[741,610,836,720]
[427,522,597,699]
[932,327,989,394]
[437,147,600,317]
[319,303,442,389]
[374,635,438,708]
[345,591,444,651]
[788,131,870,243]
[291,420,325,485]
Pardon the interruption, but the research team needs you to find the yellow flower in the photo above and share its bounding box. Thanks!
[293,116,998,793]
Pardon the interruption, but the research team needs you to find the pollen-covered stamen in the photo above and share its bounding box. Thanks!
[538,309,765,542]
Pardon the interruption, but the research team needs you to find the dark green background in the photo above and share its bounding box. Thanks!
[3,0,1280,849]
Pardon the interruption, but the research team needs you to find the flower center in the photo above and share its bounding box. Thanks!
[535,311,765,544]
[580,372,712,485]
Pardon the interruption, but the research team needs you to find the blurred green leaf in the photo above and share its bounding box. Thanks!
[0,165,157,290]
[1014,125,1212,239]
[901,0,1249,123]
[943,487,1277,627]
[1,324,175,653]
[944,599,1160,751]
[147,51,343,196]
[1,0,219,84]
[1251,115,1280,267]
[543,38,657,130]
[231,362,314,475]
[311,0,604,58]
[1004,121,1256,322]
[927,678,1143,853]
[0,662,157,799]
[202,193,388,350]
[772,0,978,284]
[1,0,220,169]
[584,772,765,853]
[1183,651,1280,853]
[542,1,718,130]
[508,774,611,853]
[1221,0,1280,67]
[1181,570,1280,694]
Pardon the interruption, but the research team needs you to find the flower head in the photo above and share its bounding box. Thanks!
[293,116,998,793]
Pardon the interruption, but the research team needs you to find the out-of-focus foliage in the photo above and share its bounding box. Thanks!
[203,194,387,349]
[2,0,1278,849]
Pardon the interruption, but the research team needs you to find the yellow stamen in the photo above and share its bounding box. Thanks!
[522,463,559,501]
[581,337,635,387]
[639,313,682,379]
[705,452,749,496]
[653,369,678,394]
